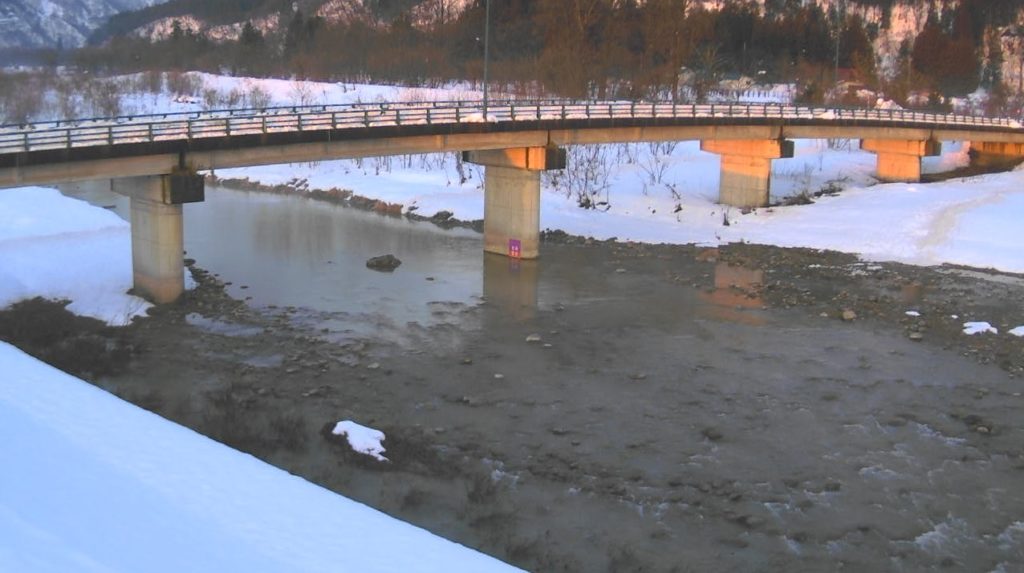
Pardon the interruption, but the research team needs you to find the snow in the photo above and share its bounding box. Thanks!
[963,322,998,336]
[1010,327,1024,337]
[332,421,389,462]
[906,311,921,317]
[0,342,520,572]
[0,187,154,325]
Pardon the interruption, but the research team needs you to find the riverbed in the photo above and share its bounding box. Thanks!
[46,184,1024,571]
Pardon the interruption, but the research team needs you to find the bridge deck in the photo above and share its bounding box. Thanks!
[1,101,1021,187]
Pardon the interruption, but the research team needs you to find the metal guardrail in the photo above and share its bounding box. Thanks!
[0,100,1019,156]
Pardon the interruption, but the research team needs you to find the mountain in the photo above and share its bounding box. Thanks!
[0,0,171,51]
[91,0,476,44]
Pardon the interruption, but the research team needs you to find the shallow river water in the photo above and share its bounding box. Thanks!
[65,183,1024,571]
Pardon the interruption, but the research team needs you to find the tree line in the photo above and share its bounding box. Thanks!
[68,0,1023,110]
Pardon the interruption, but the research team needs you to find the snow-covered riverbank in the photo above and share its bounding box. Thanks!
[0,340,521,572]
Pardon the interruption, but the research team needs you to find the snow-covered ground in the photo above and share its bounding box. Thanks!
[0,341,521,572]
[3,73,1024,569]
[0,187,152,325]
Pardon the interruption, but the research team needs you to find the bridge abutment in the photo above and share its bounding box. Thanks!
[464,147,566,259]
[700,139,794,208]
[112,171,204,303]
[861,139,940,182]
[969,141,1024,168]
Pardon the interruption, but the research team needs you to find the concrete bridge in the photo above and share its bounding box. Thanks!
[1,100,1022,303]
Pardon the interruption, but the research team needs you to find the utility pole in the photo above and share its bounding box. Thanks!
[483,0,491,120]
[834,0,844,86]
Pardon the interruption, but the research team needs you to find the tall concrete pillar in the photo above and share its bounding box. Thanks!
[969,141,1024,169]
[861,139,940,182]
[700,139,794,208]
[464,146,565,259]
[112,170,204,303]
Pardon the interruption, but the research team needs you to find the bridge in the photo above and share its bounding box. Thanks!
[2,100,1023,303]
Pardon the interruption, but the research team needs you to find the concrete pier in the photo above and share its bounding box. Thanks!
[112,171,204,303]
[970,141,1024,168]
[861,139,940,182]
[700,139,794,208]
[464,147,565,259]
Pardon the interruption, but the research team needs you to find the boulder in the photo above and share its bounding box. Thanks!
[366,254,402,272]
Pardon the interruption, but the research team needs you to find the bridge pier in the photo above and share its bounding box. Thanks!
[700,139,794,208]
[464,147,566,259]
[861,139,940,182]
[969,141,1024,168]
[112,171,205,303]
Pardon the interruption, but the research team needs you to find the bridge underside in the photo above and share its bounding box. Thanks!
[3,121,1024,189]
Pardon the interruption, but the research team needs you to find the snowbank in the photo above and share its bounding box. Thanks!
[0,187,152,325]
[0,342,520,572]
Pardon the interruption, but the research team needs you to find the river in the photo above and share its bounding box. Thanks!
[60,181,1024,572]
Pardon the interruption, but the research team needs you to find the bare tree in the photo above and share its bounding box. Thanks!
[638,141,678,194]
[689,44,726,103]
[546,145,612,210]
[644,0,691,101]
[246,85,272,109]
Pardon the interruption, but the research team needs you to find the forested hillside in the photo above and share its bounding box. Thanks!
[69,0,1024,113]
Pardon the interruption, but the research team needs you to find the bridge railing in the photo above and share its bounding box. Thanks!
[0,101,1018,156]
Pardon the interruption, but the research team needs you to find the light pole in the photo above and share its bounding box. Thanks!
[833,0,844,87]
[483,0,491,120]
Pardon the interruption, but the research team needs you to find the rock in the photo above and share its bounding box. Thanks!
[735,514,766,529]
[460,358,473,365]
[367,362,380,370]
[366,254,402,272]
[842,309,857,321]
[430,210,454,224]
[615,268,627,274]
[493,373,505,380]
[908,332,924,341]
[702,427,724,441]
[525,333,542,343]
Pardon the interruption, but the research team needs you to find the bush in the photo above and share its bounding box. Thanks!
[0,297,136,378]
